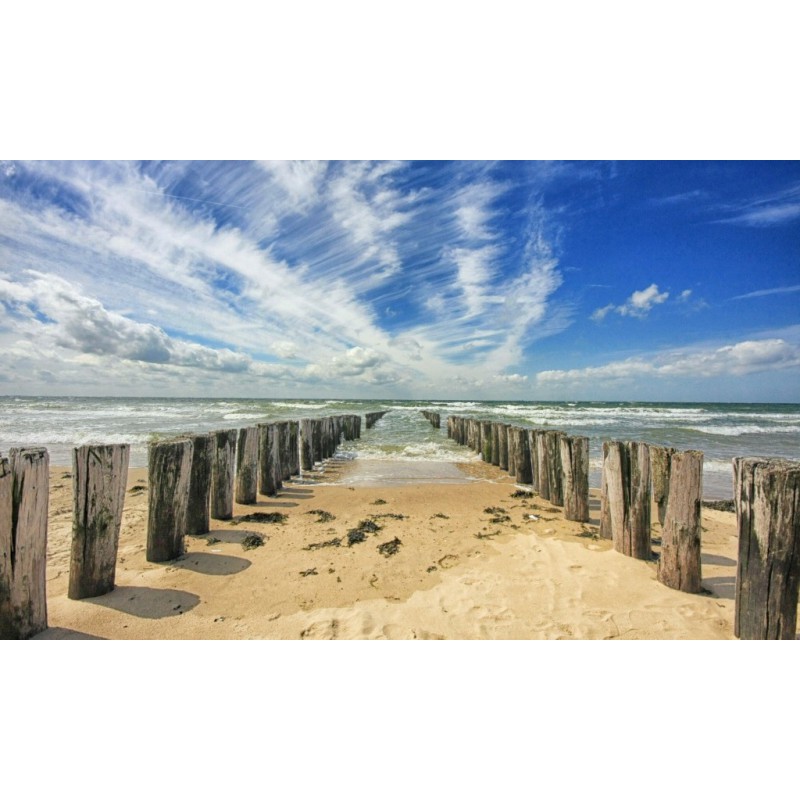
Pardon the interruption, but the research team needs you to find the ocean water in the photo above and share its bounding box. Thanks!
[1,397,798,499]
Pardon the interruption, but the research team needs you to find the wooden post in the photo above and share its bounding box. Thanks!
[734,457,800,639]
[278,421,292,481]
[1,448,49,639]
[535,431,550,500]
[258,423,281,497]
[507,426,517,478]
[498,424,510,471]
[481,422,493,462]
[300,418,315,471]
[560,435,589,522]
[657,449,703,593]
[147,438,193,563]
[288,421,300,475]
[210,428,236,520]
[312,418,323,463]
[235,426,259,505]
[650,445,676,528]
[511,427,532,485]
[186,433,213,536]
[527,430,539,493]
[490,423,501,466]
[545,430,564,506]
[599,441,651,559]
[68,444,130,600]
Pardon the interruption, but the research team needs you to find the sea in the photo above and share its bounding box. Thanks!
[1,396,798,499]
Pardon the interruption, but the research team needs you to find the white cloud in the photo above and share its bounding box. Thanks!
[591,283,669,320]
[678,289,692,301]
[537,337,800,385]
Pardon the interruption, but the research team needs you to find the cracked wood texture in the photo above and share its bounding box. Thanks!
[210,429,236,520]
[235,426,258,504]
[1,448,49,639]
[147,438,193,563]
[185,433,213,536]
[258,423,280,498]
[545,430,564,507]
[560,435,589,522]
[69,444,129,600]
[600,441,651,559]
[657,449,703,593]
[650,445,677,528]
[527,430,540,493]
[734,457,800,640]
[536,431,551,500]
[300,418,315,471]
[514,427,532,485]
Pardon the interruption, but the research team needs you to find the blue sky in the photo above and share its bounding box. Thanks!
[0,160,798,400]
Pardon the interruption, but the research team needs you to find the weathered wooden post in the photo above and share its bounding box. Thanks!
[650,445,676,527]
[277,421,292,481]
[1,448,49,639]
[490,423,501,466]
[300,418,315,471]
[657,449,703,593]
[211,428,236,520]
[599,441,651,559]
[527,430,539,493]
[545,430,564,506]
[511,427,532,485]
[535,431,550,500]
[559,435,589,522]
[147,438,193,563]
[68,444,130,600]
[733,457,800,639]
[235,426,259,505]
[258,423,281,497]
[185,433,213,536]
[498,423,510,471]
[288,421,300,475]
[481,422,493,462]
[312,418,323,463]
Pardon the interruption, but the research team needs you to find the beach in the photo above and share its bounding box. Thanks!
[38,457,740,640]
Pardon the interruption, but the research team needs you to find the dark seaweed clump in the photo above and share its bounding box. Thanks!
[702,499,735,513]
[233,512,288,525]
[241,533,265,550]
[377,537,402,557]
[304,537,342,551]
[306,509,336,523]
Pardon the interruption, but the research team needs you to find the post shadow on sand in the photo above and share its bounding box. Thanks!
[701,553,737,567]
[172,551,251,576]
[84,586,200,619]
[701,576,736,601]
[33,627,107,640]
[198,528,266,545]
[251,498,300,508]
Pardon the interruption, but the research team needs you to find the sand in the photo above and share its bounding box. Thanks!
[32,457,742,640]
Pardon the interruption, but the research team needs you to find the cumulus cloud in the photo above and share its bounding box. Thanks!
[591,283,669,320]
[537,338,800,385]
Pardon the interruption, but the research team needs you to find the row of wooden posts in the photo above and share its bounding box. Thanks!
[421,410,441,429]
[446,414,800,640]
[0,413,363,639]
[365,411,390,429]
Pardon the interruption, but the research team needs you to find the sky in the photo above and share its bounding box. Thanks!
[0,160,798,401]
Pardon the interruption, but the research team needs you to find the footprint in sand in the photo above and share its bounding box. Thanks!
[438,554,459,569]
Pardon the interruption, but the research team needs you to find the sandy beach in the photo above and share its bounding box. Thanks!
[36,458,740,640]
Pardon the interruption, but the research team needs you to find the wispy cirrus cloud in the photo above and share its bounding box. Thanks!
[0,160,569,397]
[732,284,800,300]
[715,181,800,227]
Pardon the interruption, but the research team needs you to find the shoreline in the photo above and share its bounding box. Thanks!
[36,458,740,640]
